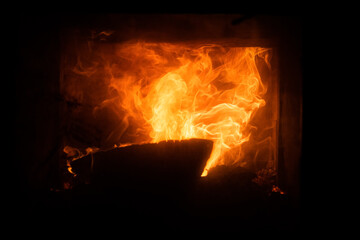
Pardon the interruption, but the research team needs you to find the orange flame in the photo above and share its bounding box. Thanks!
[100,42,270,176]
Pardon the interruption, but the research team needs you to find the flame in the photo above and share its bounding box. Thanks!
[66,42,271,176]
[104,42,269,176]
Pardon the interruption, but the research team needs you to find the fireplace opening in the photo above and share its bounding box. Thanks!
[15,13,302,233]
[62,40,278,177]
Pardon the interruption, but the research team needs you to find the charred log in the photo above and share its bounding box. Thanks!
[70,138,213,190]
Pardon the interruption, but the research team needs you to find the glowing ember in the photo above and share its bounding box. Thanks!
[64,42,271,176]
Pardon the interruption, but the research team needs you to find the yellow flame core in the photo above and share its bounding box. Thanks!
[104,43,269,176]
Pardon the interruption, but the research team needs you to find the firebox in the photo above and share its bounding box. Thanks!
[15,13,302,232]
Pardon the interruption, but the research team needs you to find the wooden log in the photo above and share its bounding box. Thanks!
[70,139,213,189]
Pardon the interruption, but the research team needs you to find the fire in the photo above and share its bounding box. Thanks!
[66,41,271,176]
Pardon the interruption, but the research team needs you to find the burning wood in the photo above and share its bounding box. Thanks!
[69,139,213,187]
